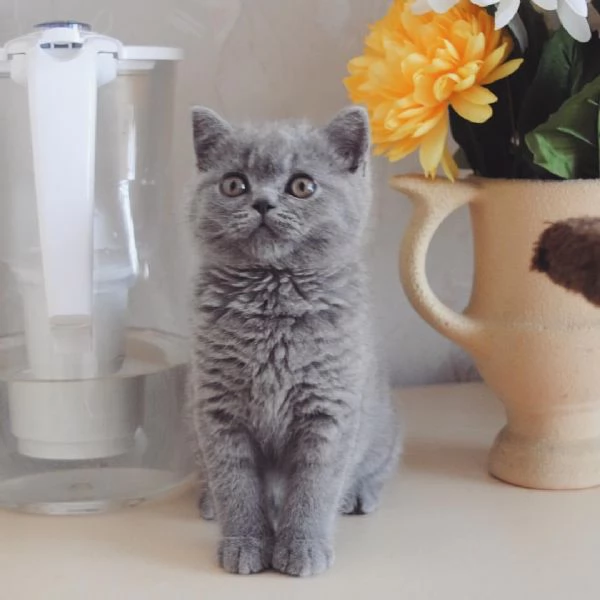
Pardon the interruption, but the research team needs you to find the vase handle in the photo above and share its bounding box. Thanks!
[390,174,482,352]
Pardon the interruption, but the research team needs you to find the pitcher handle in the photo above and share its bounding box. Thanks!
[390,174,482,351]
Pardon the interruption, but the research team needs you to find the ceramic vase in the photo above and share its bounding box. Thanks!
[393,174,600,490]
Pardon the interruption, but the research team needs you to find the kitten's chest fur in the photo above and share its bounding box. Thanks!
[195,265,363,443]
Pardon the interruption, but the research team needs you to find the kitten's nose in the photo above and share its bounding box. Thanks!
[252,200,275,215]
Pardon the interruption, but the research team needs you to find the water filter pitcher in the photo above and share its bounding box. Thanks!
[0,22,192,514]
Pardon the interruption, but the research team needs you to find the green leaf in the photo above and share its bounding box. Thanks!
[518,29,600,138]
[525,77,600,179]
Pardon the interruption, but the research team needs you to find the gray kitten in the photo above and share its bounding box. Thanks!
[187,106,400,577]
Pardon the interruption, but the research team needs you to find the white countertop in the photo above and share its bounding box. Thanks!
[1,383,599,600]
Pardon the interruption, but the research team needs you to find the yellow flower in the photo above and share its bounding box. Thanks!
[344,0,523,179]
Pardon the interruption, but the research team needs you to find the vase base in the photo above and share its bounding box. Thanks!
[489,426,600,490]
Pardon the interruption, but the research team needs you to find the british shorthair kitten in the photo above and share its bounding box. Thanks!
[187,106,400,577]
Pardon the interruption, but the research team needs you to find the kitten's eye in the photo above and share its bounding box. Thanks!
[286,174,316,199]
[219,173,248,197]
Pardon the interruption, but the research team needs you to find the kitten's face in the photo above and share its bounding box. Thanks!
[190,107,371,268]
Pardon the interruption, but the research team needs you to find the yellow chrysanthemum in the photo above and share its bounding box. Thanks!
[344,0,523,179]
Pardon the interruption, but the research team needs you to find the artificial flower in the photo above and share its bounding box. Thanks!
[415,0,592,42]
[344,0,523,179]
[474,0,590,41]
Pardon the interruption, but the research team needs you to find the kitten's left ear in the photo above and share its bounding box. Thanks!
[191,106,232,170]
[324,106,370,173]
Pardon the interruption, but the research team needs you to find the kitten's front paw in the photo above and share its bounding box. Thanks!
[272,537,334,577]
[218,536,273,575]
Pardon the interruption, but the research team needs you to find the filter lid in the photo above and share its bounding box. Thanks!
[0,21,183,63]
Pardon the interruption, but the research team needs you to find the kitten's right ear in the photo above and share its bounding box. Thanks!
[191,106,232,169]
[324,106,370,173]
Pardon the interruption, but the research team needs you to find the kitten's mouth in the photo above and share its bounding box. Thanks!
[247,222,276,242]
[254,218,276,234]
[246,215,288,247]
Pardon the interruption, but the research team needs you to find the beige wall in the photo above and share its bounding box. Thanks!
[0,0,478,385]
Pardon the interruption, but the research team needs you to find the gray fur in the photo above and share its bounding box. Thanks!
[187,106,400,577]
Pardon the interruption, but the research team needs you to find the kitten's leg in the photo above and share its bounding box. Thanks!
[199,413,273,574]
[339,465,392,515]
[272,398,354,577]
[341,425,401,516]
[197,477,215,521]
[194,449,215,520]
[186,382,216,520]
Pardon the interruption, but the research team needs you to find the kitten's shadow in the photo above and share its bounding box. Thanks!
[401,438,500,484]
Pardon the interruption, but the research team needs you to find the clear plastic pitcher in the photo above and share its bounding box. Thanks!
[0,21,193,514]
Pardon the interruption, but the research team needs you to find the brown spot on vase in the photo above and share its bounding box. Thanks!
[532,218,600,307]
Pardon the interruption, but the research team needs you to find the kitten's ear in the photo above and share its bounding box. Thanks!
[324,106,370,173]
[191,106,232,169]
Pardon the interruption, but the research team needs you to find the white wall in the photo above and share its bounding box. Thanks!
[0,0,479,386]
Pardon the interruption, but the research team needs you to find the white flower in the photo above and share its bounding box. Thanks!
[473,0,591,42]
[411,0,592,43]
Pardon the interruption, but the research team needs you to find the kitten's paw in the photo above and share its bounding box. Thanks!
[197,488,215,521]
[340,482,382,515]
[218,536,272,575]
[272,537,334,577]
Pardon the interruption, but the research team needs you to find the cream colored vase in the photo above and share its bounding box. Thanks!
[392,174,600,490]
